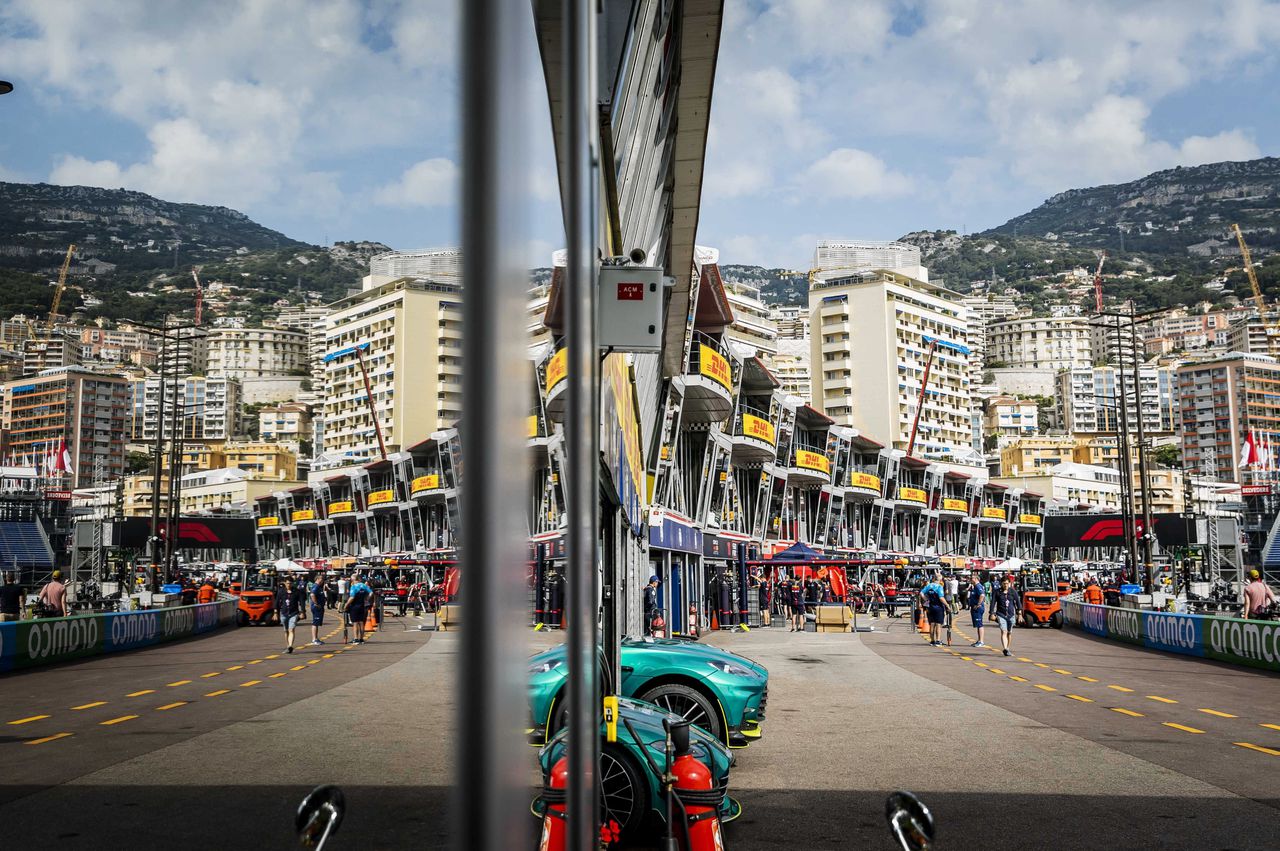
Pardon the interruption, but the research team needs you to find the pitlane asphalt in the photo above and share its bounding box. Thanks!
[0,613,430,807]
[862,613,1280,809]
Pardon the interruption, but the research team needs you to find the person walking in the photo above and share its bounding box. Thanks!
[0,572,24,622]
[643,575,661,635]
[275,576,307,654]
[346,574,372,644]
[1243,569,1278,619]
[991,575,1022,656]
[196,577,218,604]
[967,571,987,648]
[38,570,67,618]
[308,572,327,646]
[1083,575,1104,605]
[921,572,948,646]
[946,574,959,614]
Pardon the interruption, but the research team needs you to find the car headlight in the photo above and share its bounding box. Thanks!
[707,660,757,678]
[528,658,564,674]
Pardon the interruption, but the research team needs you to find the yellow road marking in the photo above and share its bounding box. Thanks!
[226,665,244,671]
[269,672,287,679]
[100,715,138,726]
[1076,676,1099,683]
[1053,669,1073,676]
[1198,708,1238,719]
[988,668,1006,675]
[290,665,306,671]
[1017,657,1032,662]
[960,656,973,661]
[247,659,263,665]
[204,690,231,697]
[25,732,73,745]
[167,680,191,687]
[1162,722,1204,734]
[1008,675,1028,682]
[974,662,989,668]
[1147,695,1178,704]
[126,690,155,697]
[323,654,335,659]
[1111,708,1145,717]
[1108,685,1134,693]
[200,672,221,679]
[1065,694,1094,703]
[1034,663,1050,669]
[1261,724,1280,732]
[306,659,320,665]
[1234,742,1280,756]
[265,654,280,659]
[8,715,50,725]
[156,702,187,711]
[240,680,262,687]
[1034,684,1057,692]
[71,702,107,711]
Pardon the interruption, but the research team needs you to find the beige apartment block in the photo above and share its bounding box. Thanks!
[207,327,309,379]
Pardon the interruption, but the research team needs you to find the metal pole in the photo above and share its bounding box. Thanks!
[1130,313,1155,592]
[454,0,529,847]
[1113,315,1139,578]
[564,0,601,848]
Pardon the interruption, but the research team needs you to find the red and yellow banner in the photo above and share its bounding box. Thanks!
[793,449,831,475]
[699,344,732,390]
[1019,513,1041,525]
[942,498,969,513]
[257,516,280,528]
[367,489,395,506]
[291,509,316,522]
[897,487,927,504]
[411,474,441,495]
[328,500,354,516]
[849,472,880,492]
[527,415,540,438]
[546,348,567,392]
[982,506,1007,520]
[741,414,775,445]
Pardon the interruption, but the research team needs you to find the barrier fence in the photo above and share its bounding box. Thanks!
[1061,595,1280,674]
[0,597,238,673]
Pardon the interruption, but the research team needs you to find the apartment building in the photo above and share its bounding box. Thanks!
[157,332,209,377]
[0,366,130,487]
[322,276,462,457]
[180,441,298,480]
[723,278,778,360]
[274,305,331,388]
[998,435,1077,476]
[813,240,928,281]
[992,462,1123,510]
[1176,353,1280,483]
[1224,313,1280,357]
[22,330,82,376]
[206,327,308,379]
[986,316,1092,371]
[773,338,810,402]
[259,402,312,448]
[982,396,1038,443]
[961,294,1020,385]
[1056,366,1177,435]
[810,269,972,458]
[365,248,461,289]
[138,376,241,442]
[769,305,808,340]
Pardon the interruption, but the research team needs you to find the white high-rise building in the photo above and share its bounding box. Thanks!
[810,268,972,459]
[365,248,462,290]
[987,316,1093,371]
[206,327,308,380]
[813,240,927,281]
[723,279,778,360]
[773,337,810,402]
[1056,366,1177,435]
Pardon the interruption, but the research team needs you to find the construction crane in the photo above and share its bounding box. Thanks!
[44,244,75,340]
[905,334,972,458]
[191,268,204,326]
[1092,250,1107,313]
[1232,223,1279,352]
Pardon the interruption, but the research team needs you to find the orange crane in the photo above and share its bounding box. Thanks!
[43,244,75,340]
[191,268,204,326]
[1232,223,1278,353]
[1092,250,1107,313]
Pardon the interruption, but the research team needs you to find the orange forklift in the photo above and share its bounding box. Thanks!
[1019,565,1064,628]
[236,565,278,626]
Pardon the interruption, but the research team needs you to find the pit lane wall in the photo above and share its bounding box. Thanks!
[1061,595,1280,673]
[0,598,237,673]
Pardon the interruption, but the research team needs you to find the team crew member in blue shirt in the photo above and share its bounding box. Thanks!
[967,571,987,648]
[346,574,373,644]
[920,572,948,646]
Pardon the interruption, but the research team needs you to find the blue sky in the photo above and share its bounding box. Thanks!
[2,0,1279,271]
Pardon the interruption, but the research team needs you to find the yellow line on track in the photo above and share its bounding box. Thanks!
[323,654,335,659]
[1076,676,1099,683]
[1034,684,1057,692]
[960,656,973,661]
[25,732,73,745]
[265,654,280,659]
[8,715,49,725]
[1162,722,1204,734]
[1261,723,1280,732]
[240,680,262,687]
[1065,694,1094,703]
[1017,657,1032,662]
[1034,663,1050,669]
[290,665,305,671]
[1110,708,1144,717]
[988,668,1005,675]
[156,702,187,711]
[1008,675,1028,682]
[247,660,263,665]
[226,665,244,671]
[1108,685,1134,693]
[1052,669,1073,676]
[1147,695,1178,704]
[100,715,138,726]
[1198,708,1238,718]
[269,672,286,679]
[71,702,106,711]
[167,680,191,687]
[127,690,155,697]
[200,672,221,679]
[1234,742,1280,756]
[974,662,989,668]
[204,690,231,697]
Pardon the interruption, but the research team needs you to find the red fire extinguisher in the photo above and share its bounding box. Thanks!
[668,719,725,851]
[538,756,568,851]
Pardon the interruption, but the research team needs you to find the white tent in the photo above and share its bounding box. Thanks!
[994,557,1025,573]
[273,557,309,573]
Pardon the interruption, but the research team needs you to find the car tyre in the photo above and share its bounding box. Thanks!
[1050,611,1064,629]
[236,609,248,627]
[636,683,722,741]
[600,744,649,838]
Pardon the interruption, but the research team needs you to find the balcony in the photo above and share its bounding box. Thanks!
[939,496,970,516]
[542,342,568,421]
[367,487,398,512]
[787,444,832,486]
[728,404,777,463]
[846,469,882,500]
[978,505,1007,524]
[896,485,928,511]
[290,507,319,526]
[675,331,735,424]
[410,473,446,502]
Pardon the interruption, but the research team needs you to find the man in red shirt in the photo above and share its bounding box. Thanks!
[38,570,67,617]
[1243,570,1277,619]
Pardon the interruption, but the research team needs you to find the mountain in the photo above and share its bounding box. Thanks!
[0,182,378,324]
[719,265,808,305]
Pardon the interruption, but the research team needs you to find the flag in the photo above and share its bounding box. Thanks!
[59,439,74,476]
[1241,431,1259,470]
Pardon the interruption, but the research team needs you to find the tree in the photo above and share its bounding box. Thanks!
[1151,444,1181,468]
[126,451,153,474]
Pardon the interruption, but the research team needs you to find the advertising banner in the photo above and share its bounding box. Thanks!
[110,517,256,550]
[411,474,441,495]
[1043,513,1195,548]
[793,449,831,475]
[291,509,316,522]
[741,414,775,446]
[699,344,733,390]
[898,487,926,504]
[257,516,280,528]
[942,498,969,513]
[981,506,1006,520]
[328,500,355,516]
[527,415,540,438]
[850,472,882,493]
[367,489,395,506]
[545,347,567,393]
[1018,513,1041,525]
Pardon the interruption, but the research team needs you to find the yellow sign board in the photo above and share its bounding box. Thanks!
[898,486,927,504]
[741,414,776,446]
[849,472,881,492]
[699,344,732,390]
[794,449,831,475]
[256,516,279,528]
[527,415,540,438]
[546,347,567,392]
[982,506,1007,520]
[291,509,316,522]
[1019,513,1041,525]
[368,489,395,506]
[942,498,969,513]
[328,500,354,516]
[411,474,441,495]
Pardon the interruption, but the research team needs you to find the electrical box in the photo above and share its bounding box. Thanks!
[597,265,664,352]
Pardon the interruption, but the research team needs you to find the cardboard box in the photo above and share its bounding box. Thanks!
[438,604,461,631]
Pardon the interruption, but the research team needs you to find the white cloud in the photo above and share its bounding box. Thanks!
[373,158,458,207]
[799,148,914,199]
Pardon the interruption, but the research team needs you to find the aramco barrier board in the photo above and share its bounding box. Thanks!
[0,597,237,673]
[1061,595,1280,673]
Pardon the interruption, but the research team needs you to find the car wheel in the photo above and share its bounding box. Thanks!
[637,683,722,741]
[236,610,248,626]
[1050,611,1064,629]
[600,744,648,837]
